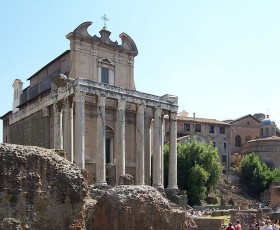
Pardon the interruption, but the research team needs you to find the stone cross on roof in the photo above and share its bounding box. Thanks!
[101,14,109,29]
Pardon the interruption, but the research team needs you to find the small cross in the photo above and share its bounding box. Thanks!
[101,14,109,29]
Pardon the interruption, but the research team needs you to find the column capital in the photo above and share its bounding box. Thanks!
[53,101,63,112]
[137,103,145,114]
[65,96,74,108]
[75,91,86,103]
[117,99,126,111]
[154,107,162,118]
[169,112,177,121]
[97,95,106,107]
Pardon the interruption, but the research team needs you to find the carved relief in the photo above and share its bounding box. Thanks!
[43,107,50,117]
[90,49,98,56]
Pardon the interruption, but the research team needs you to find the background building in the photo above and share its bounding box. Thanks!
[241,115,280,168]
[165,110,231,173]
[226,114,262,165]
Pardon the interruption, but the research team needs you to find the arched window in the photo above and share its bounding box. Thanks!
[235,135,241,147]
[260,128,263,137]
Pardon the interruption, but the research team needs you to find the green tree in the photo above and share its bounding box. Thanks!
[187,164,209,206]
[240,153,276,195]
[164,139,223,205]
[272,168,280,182]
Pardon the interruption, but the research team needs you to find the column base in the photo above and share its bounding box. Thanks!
[95,181,107,186]
[135,182,145,186]
[165,188,188,209]
[152,184,164,189]
[165,187,180,197]
[153,184,166,197]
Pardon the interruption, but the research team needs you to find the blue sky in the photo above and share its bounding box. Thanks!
[1,1,280,142]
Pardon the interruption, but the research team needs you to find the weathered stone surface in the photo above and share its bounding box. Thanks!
[0,218,22,230]
[0,143,88,230]
[119,174,134,185]
[0,143,197,230]
[93,185,197,230]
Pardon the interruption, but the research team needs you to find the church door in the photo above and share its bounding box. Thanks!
[106,138,111,163]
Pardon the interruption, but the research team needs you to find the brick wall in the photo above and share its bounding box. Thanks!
[10,110,50,148]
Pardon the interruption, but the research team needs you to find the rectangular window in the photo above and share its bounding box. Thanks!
[222,155,227,163]
[209,125,215,133]
[195,124,201,132]
[224,143,227,149]
[220,127,225,134]
[183,123,190,132]
[101,67,109,84]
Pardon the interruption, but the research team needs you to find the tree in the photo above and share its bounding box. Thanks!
[187,164,209,206]
[240,153,277,195]
[164,138,223,205]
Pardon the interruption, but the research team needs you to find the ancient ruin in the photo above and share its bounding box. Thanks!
[0,143,197,230]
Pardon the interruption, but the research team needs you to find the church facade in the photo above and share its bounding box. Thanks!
[1,22,178,189]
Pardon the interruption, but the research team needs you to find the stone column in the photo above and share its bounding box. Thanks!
[168,112,178,189]
[53,102,63,149]
[144,117,152,185]
[115,99,126,184]
[74,91,85,169]
[64,97,74,163]
[161,115,165,186]
[152,107,163,188]
[136,103,145,185]
[96,95,107,185]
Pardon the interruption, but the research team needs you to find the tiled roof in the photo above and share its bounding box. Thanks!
[228,114,260,124]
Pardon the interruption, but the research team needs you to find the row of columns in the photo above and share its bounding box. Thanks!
[52,91,178,189]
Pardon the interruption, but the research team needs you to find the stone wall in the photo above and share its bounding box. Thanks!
[10,110,50,148]
[270,182,280,208]
[0,143,88,229]
[192,217,224,230]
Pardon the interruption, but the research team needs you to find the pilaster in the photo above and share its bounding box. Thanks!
[53,102,63,149]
